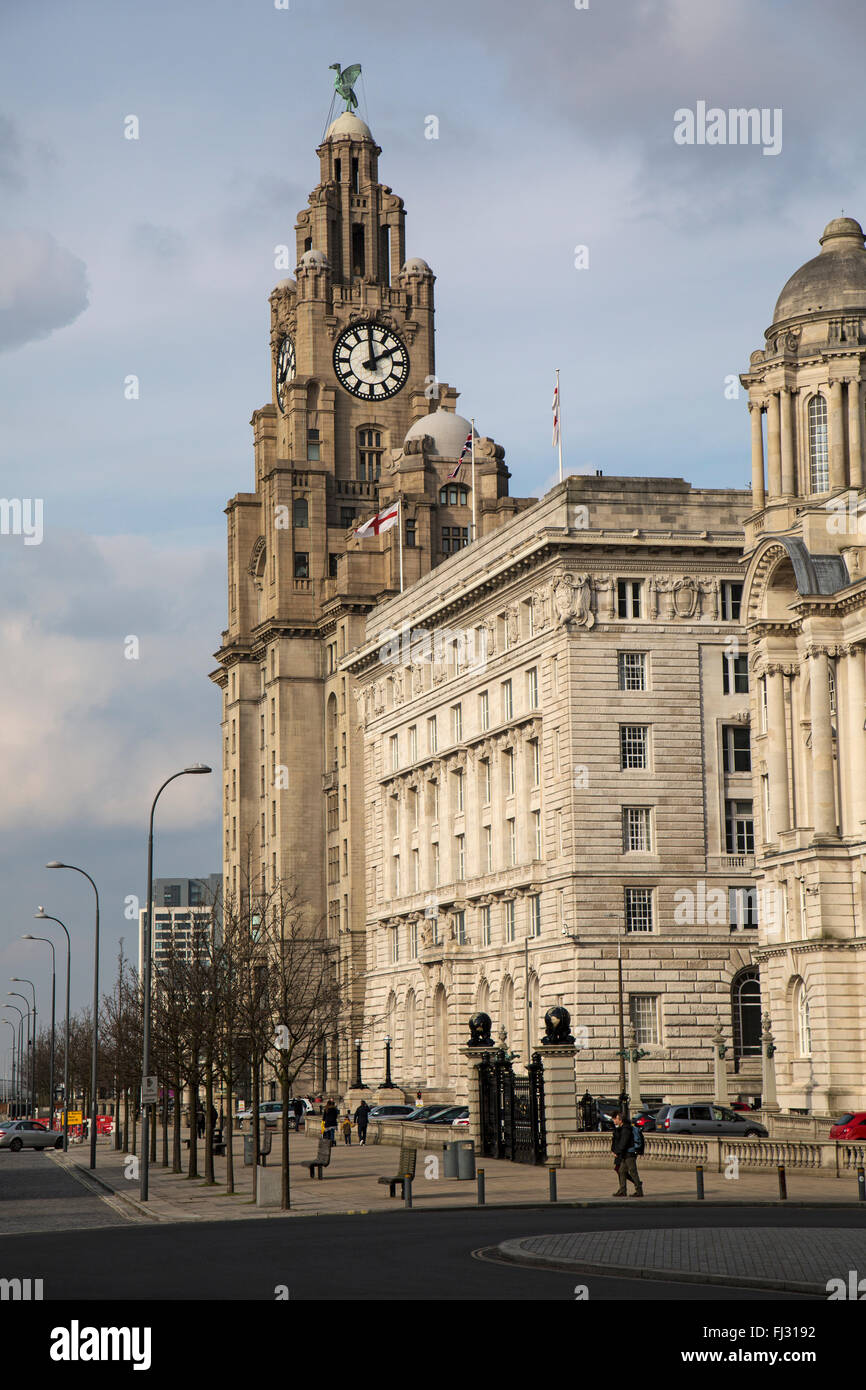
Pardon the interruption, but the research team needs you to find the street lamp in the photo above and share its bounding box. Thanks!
[8,993,33,1116]
[1,1020,16,1114]
[354,1038,363,1090]
[32,911,71,1150]
[21,938,55,1130]
[46,862,99,1169]
[3,1006,25,1115]
[382,1034,394,1088]
[141,764,212,1202]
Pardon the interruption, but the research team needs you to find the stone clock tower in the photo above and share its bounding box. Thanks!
[212,107,529,1092]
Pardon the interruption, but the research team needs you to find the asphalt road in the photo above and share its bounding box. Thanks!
[1,1202,853,1300]
[0,1150,132,1236]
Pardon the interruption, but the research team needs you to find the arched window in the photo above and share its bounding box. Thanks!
[293,497,309,528]
[808,395,829,493]
[527,971,540,1050]
[476,978,490,1015]
[501,975,514,1051]
[358,428,383,481]
[433,984,449,1085]
[439,483,469,507]
[404,990,416,1074]
[793,978,812,1057]
[731,967,762,1064]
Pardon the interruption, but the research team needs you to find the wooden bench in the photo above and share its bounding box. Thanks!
[377,1145,417,1198]
[293,1135,333,1179]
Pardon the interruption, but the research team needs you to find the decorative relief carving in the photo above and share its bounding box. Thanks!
[594,574,616,621]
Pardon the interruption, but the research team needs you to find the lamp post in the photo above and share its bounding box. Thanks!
[1,1021,15,1114]
[4,1007,24,1116]
[9,986,35,1116]
[354,1038,363,1089]
[382,1035,394,1088]
[46,862,99,1169]
[32,912,71,1151]
[140,764,212,1202]
[21,939,55,1128]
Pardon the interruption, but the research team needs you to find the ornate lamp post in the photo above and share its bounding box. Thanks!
[46,862,100,1168]
[32,911,71,1151]
[382,1035,394,1088]
[353,1038,363,1089]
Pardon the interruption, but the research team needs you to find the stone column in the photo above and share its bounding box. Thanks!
[750,402,766,510]
[810,648,837,840]
[846,644,866,832]
[780,387,796,495]
[766,391,782,497]
[829,379,846,490]
[539,1043,579,1164]
[766,667,790,837]
[761,1013,779,1113]
[711,1018,730,1105]
[459,1046,487,1155]
[848,377,863,489]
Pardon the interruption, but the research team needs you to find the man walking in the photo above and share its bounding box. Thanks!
[610,1111,644,1197]
[354,1098,370,1145]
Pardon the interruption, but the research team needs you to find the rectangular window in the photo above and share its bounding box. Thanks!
[428,715,438,754]
[405,517,416,548]
[762,774,771,840]
[529,894,542,937]
[625,887,654,933]
[408,725,417,762]
[454,909,466,945]
[413,848,420,891]
[393,855,401,896]
[411,787,419,827]
[442,526,469,554]
[455,834,465,879]
[479,690,489,731]
[725,799,755,854]
[454,770,464,813]
[617,579,642,619]
[502,679,513,721]
[759,677,768,733]
[721,581,743,621]
[723,653,749,694]
[484,823,493,871]
[328,553,339,578]
[729,885,759,930]
[530,739,540,787]
[829,665,837,716]
[341,785,348,821]
[623,806,652,853]
[293,552,309,579]
[507,817,517,865]
[629,995,659,1045]
[620,725,649,770]
[340,506,355,531]
[432,842,440,886]
[390,733,399,770]
[431,780,439,822]
[505,899,516,942]
[391,925,399,964]
[327,845,339,884]
[481,904,491,946]
[533,809,542,859]
[618,652,647,691]
[327,791,338,832]
[722,725,752,773]
[481,758,492,805]
[452,703,463,742]
[504,748,516,796]
[527,667,539,708]
[409,919,418,958]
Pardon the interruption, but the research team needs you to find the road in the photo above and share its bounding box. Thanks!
[0,1150,133,1236]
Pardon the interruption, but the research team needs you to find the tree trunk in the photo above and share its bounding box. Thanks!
[187,1080,198,1179]
[122,1089,129,1152]
[280,1071,291,1211]
[252,1057,261,1204]
[172,1075,182,1173]
[204,1061,215,1185]
[224,1059,234,1195]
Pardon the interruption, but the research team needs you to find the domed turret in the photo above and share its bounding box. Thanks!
[773,217,866,323]
[298,248,329,271]
[404,409,472,458]
[325,112,375,143]
[401,257,433,276]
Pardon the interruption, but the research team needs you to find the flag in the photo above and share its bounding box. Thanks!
[449,429,474,480]
[551,379,560,447]
[354,501,399,538]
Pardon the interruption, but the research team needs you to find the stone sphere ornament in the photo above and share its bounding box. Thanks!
[542,1006,576,1045]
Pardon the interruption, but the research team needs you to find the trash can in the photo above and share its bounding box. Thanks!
[456,1140,475,1180]
[443,1142,459,1178]
[243,1135,255,1166]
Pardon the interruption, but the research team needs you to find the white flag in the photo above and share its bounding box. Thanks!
[354,502,399,539]
[551,379,560,447]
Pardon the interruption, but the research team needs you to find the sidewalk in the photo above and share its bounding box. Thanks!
[51,1128,866,1224]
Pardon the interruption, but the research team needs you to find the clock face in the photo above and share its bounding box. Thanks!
[276,335,296,412]
[333,321,409,400]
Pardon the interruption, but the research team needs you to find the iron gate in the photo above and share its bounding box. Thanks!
[478,1051,546,1164]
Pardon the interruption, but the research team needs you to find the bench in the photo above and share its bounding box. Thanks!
[293,1136,333,1179]
[377,1145,417,1198]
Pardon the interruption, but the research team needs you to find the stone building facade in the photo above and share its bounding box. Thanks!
[741,216,866,1113]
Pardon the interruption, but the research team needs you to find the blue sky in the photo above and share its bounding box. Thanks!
[1,0,865,1028]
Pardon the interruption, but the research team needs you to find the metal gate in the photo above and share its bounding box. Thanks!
[478,1051,546,1165]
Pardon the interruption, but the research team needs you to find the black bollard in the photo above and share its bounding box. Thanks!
[549,1166,558,1202]
[858,1166,865,1202]
[403,1176,413,1209]
[777,1164,787,1200]
[477,1167,486,1206]
[696,1163,705,1200]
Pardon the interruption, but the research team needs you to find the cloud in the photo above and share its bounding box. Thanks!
[0,228,89,353]
[130,221,188,264]
[0,114,25,190]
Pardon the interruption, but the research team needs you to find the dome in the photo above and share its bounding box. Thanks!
[773,216,866,323]
[404,409,472,457]
[273,277,297,293]
[401,257,432,275]
[299,248,329,271]
[326,112,374,142]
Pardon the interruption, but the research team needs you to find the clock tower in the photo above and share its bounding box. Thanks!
[213,100,529,1093]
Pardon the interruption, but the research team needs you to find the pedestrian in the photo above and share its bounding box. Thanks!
[293,1097,304,1128]
[210,1104,218,1131]
[196,1107,205,1140]
[610,1111,644,1197]
[323,1098,339,1145]
[341,1113,353,1145]
[354,1098,370,1145]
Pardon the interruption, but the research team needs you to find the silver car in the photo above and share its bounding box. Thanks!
[656,1103,767,1138]
[0,1120,64,1151]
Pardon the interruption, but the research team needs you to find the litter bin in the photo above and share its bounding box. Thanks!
[443,1142,459,1179]
[243,1135,255,1166]
[456,1140,475,1180]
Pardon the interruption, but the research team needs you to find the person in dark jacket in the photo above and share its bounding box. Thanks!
[292,1097,304,1125]
[610,1111,644,1196]
[323,1099,339,1145]
[354,1099,370,1145]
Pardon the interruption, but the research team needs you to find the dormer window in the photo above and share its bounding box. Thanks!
[439,484,469,507]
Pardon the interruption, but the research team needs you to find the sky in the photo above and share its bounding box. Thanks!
[1,0,865,1037]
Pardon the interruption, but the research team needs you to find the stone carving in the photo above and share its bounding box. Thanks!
[542,1006,575,1046]
[673,577,699,619]
[698,577,718,619]
[391,669,404,705]
[533,586,551,631]
[467,1012,494,1047]
[594,574,616,621]
[506,604,519,646]
[552,573,575,623]
[653,575,676,619]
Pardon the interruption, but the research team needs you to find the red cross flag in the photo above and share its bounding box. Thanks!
[354,501,400,539]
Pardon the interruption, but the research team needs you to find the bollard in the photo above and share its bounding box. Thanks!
[403,1176,413,1209]
[858,1166,865,1202]
[549,1166,558,1203]
[477,1167,486,1206]
[777,1164,787,1200]
[695,1163,704,1200]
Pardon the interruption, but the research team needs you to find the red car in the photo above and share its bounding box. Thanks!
[830,1112,866,1140]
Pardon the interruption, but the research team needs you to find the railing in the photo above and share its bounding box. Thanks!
[561,1132,864,1176]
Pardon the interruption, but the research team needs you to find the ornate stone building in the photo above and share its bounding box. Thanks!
[741,216,866,1113]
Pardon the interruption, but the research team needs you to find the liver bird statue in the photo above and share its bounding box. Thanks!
[330,63,362,113]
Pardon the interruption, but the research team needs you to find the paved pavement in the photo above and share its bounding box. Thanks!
[42,1127,866,1226]
[0,1149,136,1235]
[496,1226,866,1295]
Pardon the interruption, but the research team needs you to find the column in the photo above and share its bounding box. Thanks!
[711,1019,730,1106]
[760,1013,779,1114]
[780,387,796,495]
[829,379,846,490]
[766,391,782,497]
[848,377,863,489]
[846,645,866,832]
[766,668,790,836]
[810,648,837,840]
[537,1043,578,1164]
[750,402,765,510]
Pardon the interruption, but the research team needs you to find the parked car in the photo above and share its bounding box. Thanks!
[0,1120,64,1151]
[403,1104,452,1123]
[655,1103,768,1138]
[239,1099,313,1128]
[425,1106,469,1125]
[829,1112,866,1140]
[367,1104,417,1120]
[631,1108,657,1132]
[594,1098,624,1132]
[452,1112,470,1128]
[730,1101,753,1112]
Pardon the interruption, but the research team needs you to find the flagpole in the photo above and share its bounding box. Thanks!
[398,497,404,594]
[556,368,563,483]
[470,418,477,542]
